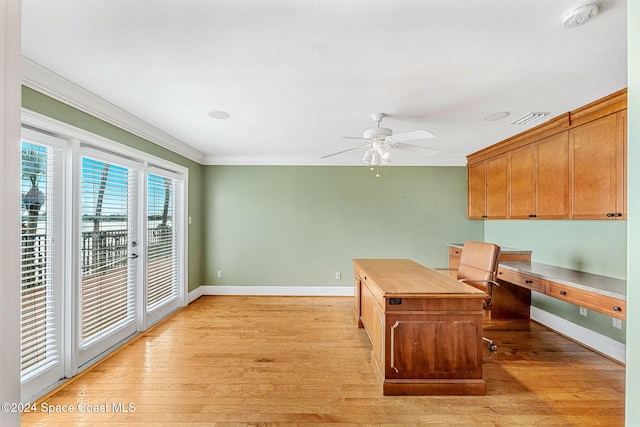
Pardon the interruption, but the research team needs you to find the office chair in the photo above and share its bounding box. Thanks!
[455,240,501,351]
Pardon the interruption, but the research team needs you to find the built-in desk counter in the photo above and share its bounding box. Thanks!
[498,261,626,320]
[447,244,626,321]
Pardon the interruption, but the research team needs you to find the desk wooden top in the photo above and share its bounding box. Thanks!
[353,259,486,297]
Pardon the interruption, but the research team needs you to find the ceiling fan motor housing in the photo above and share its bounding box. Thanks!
[363,127,393,140]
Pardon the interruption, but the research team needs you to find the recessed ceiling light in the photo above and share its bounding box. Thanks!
[208,110,231,120]
[483,111,510,121]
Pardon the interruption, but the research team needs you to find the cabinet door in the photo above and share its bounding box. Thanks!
[467,162,486,219]
[570,114,624,219]
[486,154,509,219]
[509,145,536,219]
[537,132,570,219]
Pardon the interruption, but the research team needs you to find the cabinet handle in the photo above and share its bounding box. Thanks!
[607,213,623,218]
[528,214,537,218]
[525,280,533,284]
[613,306,622,312]
[607,213,615,217]
[560,290,567,296]
[482,215,488,219]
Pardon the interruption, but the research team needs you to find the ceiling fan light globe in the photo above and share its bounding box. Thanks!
[361,150,373,164]
[371,151,381,166]
[376,146,391,161]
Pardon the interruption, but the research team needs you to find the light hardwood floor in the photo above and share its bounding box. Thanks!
[22,296,625,426]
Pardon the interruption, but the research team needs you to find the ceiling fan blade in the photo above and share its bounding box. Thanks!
[333,136,369,141]
[320,145,369,159]
[393,142,438,156]
[388,129,435,143]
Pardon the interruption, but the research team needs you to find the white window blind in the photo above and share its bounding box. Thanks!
[146,173,178,310]
[80,157,136,347]
[20,141,60,380]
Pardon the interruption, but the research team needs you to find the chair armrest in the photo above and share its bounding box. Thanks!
[458,279,500,287]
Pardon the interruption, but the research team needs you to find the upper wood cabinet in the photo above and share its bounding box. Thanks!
[509,132,570,219]
[467,89,626,220]
[509,144,537,219]
[467,154,509,219]
[467,162,487,219]
[570,111,626,219]
[486,154,509,219]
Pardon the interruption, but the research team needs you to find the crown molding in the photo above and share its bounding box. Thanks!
[203,154,467,166]
[21,57,207,164]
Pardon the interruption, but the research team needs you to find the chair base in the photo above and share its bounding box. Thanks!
[483,336,498,352]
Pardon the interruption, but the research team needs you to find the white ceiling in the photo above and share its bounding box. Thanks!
[21,0,627,166]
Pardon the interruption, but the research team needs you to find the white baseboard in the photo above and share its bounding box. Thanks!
[188,285,353,300]
[187,286,205,304]
[531,306,626,363]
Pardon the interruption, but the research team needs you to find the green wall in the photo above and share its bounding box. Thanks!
[21,86,205,292]
[203,165,482,287]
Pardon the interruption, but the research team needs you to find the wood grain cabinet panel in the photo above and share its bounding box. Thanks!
[387,316,482,379]
[536,132,571,218]
[509,144,537,218]
[486,155,509,219]
[509,132,570,219]
[570,112,626,219]
[467,162,487,219]
[468,154,509,220]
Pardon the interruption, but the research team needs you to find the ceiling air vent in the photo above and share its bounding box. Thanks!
[510,112,550,126]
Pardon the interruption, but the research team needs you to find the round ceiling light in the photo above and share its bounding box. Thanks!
[562,2,599,28]
[208,110,231,120]
[483,111,511,121]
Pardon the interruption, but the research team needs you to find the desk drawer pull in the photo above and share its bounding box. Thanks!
[613,306,622,312]
[525,280,533,284]
[559,290,567,296]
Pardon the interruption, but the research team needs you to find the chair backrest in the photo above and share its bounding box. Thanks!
[457,241,501,292]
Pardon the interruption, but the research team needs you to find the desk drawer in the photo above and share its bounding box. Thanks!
[546,283,626,320]
[497,268,545,292]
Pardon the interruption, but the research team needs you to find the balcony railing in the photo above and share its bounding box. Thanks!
[20,226,174,372]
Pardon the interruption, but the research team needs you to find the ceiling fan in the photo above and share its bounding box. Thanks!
[321,113,437,170]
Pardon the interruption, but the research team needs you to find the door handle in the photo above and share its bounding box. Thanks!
[131,253,139,259]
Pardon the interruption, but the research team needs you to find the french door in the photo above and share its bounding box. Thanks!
[77,149,141,366]
[19,123,187,401]
[145,168,183,326]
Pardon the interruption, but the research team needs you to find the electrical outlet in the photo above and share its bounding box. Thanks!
[579,307,587,316]
[335,271,341,280]
[216,270,222,278]
[612,318,622,329]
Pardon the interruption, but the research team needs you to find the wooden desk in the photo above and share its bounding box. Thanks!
[353,259,487,396]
